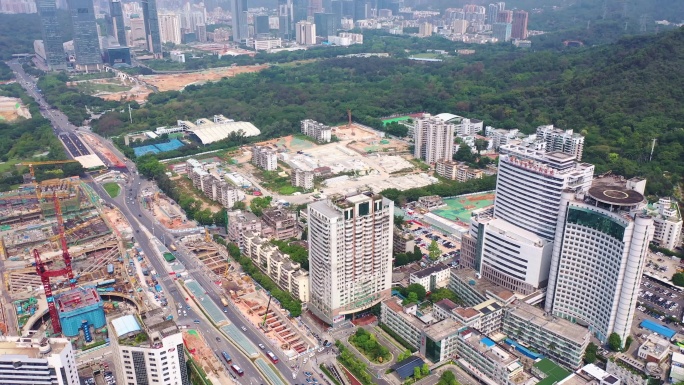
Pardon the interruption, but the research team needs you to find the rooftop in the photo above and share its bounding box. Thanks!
[411,263,449,279]
[434,299,458,312]
[460,328,521,367]
[0,336,70,359]
[424,318,462,341]
[478,217,547,247]
[506,302,590,344]
[55,287,102,313]
[186,119,260,144]
[111,314,142,338]
[451,268,514,301]
[588,177,645,206]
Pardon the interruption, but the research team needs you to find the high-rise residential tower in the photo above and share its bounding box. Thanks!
[492,22,511,42]
[0,336,79,385]
[511,9,528,39]
[37,0,66,70]
[68,0,102,68]
[494,145,594,241]
[496,9,512,23]
[487,3,498,24]
[413,114,455,164]
[159,13,182,44]
[230,0,248,43]
[535,125,585,161]
[141,0,162,57]
[545,178,653,345]
[308,191,394,325]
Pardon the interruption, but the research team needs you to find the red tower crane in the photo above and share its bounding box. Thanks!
[32,193,76,335]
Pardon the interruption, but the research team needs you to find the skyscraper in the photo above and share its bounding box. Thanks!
[492,22,511,42]
[511,9,528,39]
[292,0,308,23]
[496,9,512,23]
[159,13,182,44]
[255,15,271,34]
[353,0,368,20]
[545,178,653,345]
[487,3,498,25]
[313,12,338,37]
[141,0,162,57]
[0,336,79,385]
[230,0,248,42]
[68,0,102,67]
[108,0,126,46]
[413,114,455,164]
[494,145,594,241]
[37,0,66,70]
[308,191,394,325]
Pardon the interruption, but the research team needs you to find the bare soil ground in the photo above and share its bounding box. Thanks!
[142,65,268,92]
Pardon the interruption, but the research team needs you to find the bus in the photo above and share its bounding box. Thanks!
[221,351,232,364]
[266,351,279,364]
[230,365,244,376]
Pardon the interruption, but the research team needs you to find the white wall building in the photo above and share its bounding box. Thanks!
[308,191,394,324]
[295,21,316,45]
[301,119,332,143]
[159,13,182,44]
[413,114,455,164]
[495,144,595,241]
[545,179,654,345]
[0,336,79,385]
[292,168,314,190]
[251,145,278,171]
[409,263,450,292]
[113,311,190,385]
[649,197,682,251]
[254,38,282,50]
[536,125,585,161]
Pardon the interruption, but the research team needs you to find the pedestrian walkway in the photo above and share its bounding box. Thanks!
[221,324,259,358]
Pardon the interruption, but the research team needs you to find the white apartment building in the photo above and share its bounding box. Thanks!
[227,210,262,249]
[409,263,450,292]
[495,144,594,241]
[503,301,590,370]
[113,311,189,385]
[251,145,278,171]
[413,114,455,164]
[435,160,484,182]
[649,197,682,251]
[295,21,316,45]
[456,328,524,385]
[0,336,79,385]
[243,231,310,302]
[536,125,585,161]
[308,191,394,324]
[300,119,332,143]
[545,178,654,345]
[433,298,505,335]
[435,113,484,137]
[463,215,553,295]
[159,13,182,44]
[186,159,245,208]
[291,168,314,190]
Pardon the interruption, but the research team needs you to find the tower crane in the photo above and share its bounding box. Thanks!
[32,192,76,335]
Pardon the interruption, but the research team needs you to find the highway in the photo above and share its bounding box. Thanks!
[8,60,308,385]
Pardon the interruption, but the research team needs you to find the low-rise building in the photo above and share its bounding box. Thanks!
[605,354,650,385]
[112,310,190,385]
[291,168,314,190]
[254,38,282,50]
[0,336,79,385]
[186,158,245,208]
[448,268,517,308]
[409,263,450,292]
[561,364,622,385]
[261,208,298,240]
[252,145,278,171]
[227,210,262,249]
[300,119,332,143]
[393,227,415,254]
[433,298,505,335]
[637,334,670,364]
[648,197,682,251]
[243,231,309,302]
[502,301,590,369]
[416,195,445,211]
[670,352,684,384]
[456,328,526,385]
[435,160,485,182]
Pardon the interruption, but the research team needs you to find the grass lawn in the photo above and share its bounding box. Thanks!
[0,158,22,174]
[103,182,121,198]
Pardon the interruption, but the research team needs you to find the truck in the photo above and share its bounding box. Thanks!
[107,264,114,274]
[221,351,232,364]
[169,244,177,251]
[220,296,229,312]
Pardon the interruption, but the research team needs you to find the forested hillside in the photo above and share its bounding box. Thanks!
[95,27,684,196]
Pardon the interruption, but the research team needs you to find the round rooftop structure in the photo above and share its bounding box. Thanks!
[587,185,645,206]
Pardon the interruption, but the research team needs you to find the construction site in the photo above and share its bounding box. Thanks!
[179,233,316,359]
[0,171,154,349]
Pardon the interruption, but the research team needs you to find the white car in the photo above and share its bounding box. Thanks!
[241,326,247,332]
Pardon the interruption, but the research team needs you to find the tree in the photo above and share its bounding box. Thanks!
[397,349,412,362]
[394,215,406,229]
[429,288,462,304]
[233,201,246,210]
[585,342,598,363]
[421,363,430,376]
[436,371,459,385]
[673,272,684,287]
[413,366,422,380]
[608,333,622,351]
[453,144,475,163]
[428,240,441,261]
[474,138,488,154]
[403,292,418,306]
[406,283,427,301]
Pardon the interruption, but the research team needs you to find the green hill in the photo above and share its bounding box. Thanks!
[96,28,684,196]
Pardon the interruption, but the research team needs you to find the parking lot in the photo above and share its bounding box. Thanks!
[405,222,461,266]
[643,251,680,281]
[637,274,684,324]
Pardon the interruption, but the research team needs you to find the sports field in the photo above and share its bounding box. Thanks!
[432,191,495,224]
[382,116,411,125]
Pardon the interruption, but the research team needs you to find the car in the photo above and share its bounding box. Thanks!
[305,379,313,384]
[304,372,313,377]
[194,320,200,324]
[241,326,247,331]
[138,214,141,217]
[258,343,265,349]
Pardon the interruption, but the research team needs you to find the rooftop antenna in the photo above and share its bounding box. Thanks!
[649,138,656,162]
